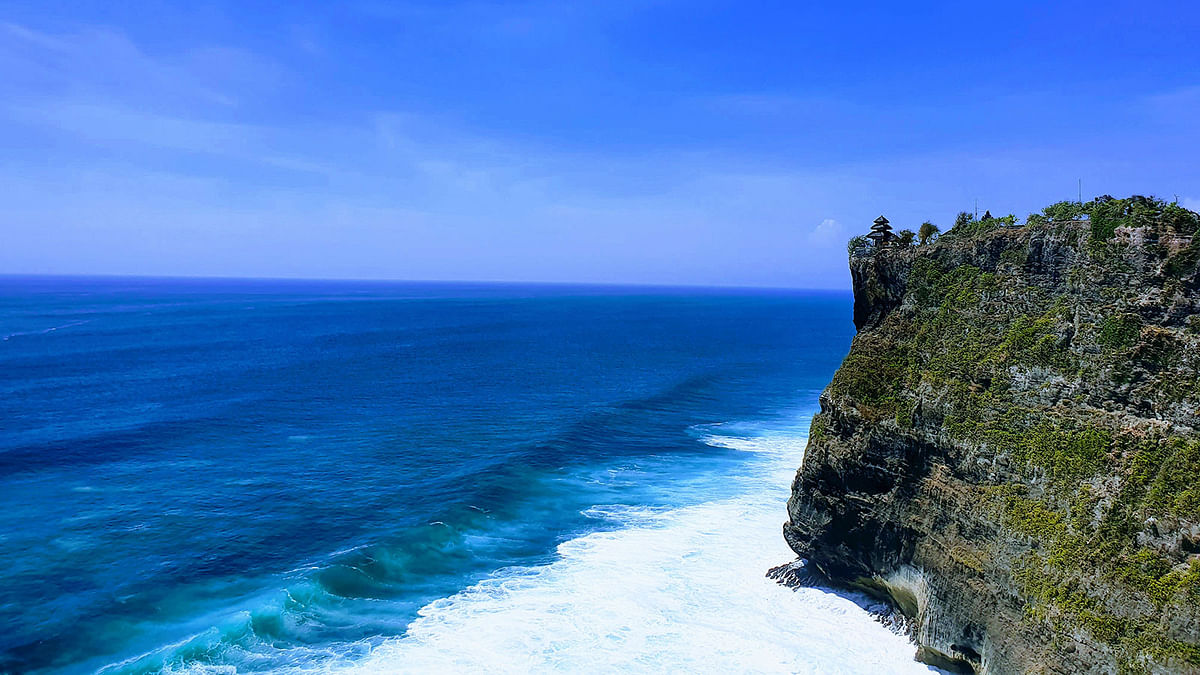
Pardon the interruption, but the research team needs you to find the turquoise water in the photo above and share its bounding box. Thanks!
[0,277,936,674]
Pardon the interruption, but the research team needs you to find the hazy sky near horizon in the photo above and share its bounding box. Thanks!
[2,1,1199,288]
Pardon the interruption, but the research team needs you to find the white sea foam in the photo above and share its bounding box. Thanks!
[1,319,90,341]
[309,426,941,675]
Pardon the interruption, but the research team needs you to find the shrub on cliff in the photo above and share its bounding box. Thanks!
[847,234,869,255]
[1097,313,1141,350]
[1042,200,1086,221]
[1162,201,1200,235]
[1166,238,1200,278]
[945,211,1016,238]
[1083,195,1199,243]
[1086,197,1134,242]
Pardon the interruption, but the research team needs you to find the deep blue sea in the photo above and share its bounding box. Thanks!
[0,277,940,674]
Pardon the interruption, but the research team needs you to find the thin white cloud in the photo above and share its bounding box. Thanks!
[805,218,845,246]
[0,22,282,109]
[2,21,1199,288]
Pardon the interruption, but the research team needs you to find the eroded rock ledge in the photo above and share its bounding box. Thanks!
[785,198,1200,674]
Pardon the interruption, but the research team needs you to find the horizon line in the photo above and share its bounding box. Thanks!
[0,272,852,294]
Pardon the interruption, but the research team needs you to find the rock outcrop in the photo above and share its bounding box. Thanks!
[785,198,1200,674]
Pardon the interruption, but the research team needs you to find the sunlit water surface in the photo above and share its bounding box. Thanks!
[0,278,937,674]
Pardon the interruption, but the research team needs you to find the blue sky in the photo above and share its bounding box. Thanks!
[2,1,1199,288]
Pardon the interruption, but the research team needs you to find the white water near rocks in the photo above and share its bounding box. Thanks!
[311,422,942,675]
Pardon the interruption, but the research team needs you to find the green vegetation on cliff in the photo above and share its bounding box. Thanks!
[789,195,1200,674]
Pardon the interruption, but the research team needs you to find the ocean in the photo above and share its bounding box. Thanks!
[0,277,938,674]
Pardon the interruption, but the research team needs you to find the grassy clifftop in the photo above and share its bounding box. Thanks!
[787,196,1200,674]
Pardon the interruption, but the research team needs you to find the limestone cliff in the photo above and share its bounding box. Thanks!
[784,198,1200,674]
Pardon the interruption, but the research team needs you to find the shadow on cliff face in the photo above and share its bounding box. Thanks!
[766,559,968,675]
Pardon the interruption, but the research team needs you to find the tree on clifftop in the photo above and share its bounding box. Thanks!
[918,221,940,245]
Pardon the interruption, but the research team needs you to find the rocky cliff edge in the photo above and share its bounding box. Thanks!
[785,198,1200,674]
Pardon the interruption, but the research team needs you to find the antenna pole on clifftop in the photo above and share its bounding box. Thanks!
[1078,179,1082,203]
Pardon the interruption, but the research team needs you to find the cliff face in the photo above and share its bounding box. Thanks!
[785,199,1200,675]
